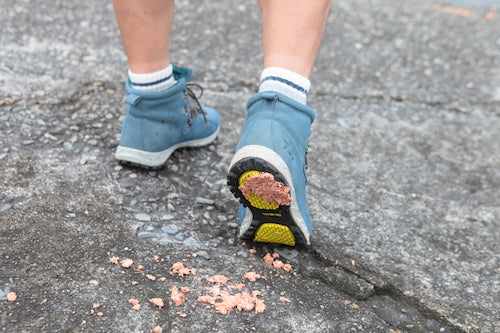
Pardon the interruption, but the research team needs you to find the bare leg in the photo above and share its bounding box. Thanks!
[112,0,175,74]
[258,0,331,78]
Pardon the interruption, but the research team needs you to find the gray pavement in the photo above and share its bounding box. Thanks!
[0,0,499,332]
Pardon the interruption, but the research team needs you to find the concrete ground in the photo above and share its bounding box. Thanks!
[0,0,498,332]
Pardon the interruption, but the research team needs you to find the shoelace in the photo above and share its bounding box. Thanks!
[184,83,207,127]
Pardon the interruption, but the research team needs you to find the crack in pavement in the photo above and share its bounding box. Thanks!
[300,248,470,333]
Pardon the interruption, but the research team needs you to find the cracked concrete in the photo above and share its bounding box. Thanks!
[1,0,499,332]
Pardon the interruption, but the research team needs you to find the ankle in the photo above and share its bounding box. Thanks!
[128,64,177,92]
[258,67,311,105]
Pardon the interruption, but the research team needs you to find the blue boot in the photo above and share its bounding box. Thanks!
[115,66,220,169]
[227,92,315,246]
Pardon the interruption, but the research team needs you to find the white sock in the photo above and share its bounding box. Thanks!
[128,64,177,92]
[258,67,311,105]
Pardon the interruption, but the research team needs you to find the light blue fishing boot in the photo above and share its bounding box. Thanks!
[115,66,220,169]
[227,91,315,246]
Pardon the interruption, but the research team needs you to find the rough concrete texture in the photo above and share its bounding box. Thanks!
[0,0,498,332]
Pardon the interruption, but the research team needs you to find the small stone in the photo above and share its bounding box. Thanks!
[162,224,179,235]
[161,214,174,220]
[183,237,199,246]
[193,251,210,260]
[426,320,440,331]
[376,305,401,327]
[0,153,7,160]
[137,231,158,239]
[142,225,156,232]
[63,142,74,151]
[337,118,350,128]
[237,250,249,258]
[167,193,179,199]
[0,288,11,301]
[227,222,238,229]
[174,233,185,241]
[208,239,220,247]
[195,197,215,205]
[0,204,12,212]
[134,213,151,222]
[158,237,175,245]
[217,215,228,222]
[479,267,492,276]
[275,248,299,260]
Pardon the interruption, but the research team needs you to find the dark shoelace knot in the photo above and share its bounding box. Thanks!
[184,83,207,127]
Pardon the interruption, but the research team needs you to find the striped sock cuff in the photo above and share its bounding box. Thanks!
[128,64,176,92]
[259,67,311,105]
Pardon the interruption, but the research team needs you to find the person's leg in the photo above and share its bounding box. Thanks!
[112,0,220,169]
[257,0,331,105]
[112,0,174,74]
[259,0,331,78]
[227,1,331,246]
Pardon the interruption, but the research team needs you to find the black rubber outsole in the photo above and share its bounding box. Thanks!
[227,157,308,247]
[118,159,167,171]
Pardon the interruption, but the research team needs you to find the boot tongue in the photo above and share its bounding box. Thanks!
[172,66,194,81]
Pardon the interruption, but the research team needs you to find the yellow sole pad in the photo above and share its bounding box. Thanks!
[253,223,296,246]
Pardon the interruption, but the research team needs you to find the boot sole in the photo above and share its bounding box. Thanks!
[115,126,220,170]
[227,145,310,246]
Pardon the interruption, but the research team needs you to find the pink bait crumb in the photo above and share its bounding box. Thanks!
[238,173,292,206]
[120,258,134,268]
[243,272,261,282]
[206,275,229,284]
[109,256,120,264]
[171,262,196,277]
[263,253,274,265]
[170,286,185,306]
[149,298,164,309]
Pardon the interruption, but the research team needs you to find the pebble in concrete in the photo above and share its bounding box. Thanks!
[134,213,151,222]
[161,224,179,235]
